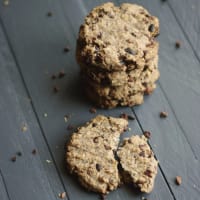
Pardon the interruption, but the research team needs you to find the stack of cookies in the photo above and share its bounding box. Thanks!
[76,2,160,108]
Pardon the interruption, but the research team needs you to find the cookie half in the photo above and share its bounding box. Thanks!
[66,115,128,194]
[117,135,158,193]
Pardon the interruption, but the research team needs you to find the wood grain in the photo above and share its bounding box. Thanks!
[168,0,200,61]
[0,173,9,200]
[0,23,68,200]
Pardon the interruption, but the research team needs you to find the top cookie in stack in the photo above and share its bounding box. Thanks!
[76,2,160,108]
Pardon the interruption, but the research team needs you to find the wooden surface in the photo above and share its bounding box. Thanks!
[0,0,199,199]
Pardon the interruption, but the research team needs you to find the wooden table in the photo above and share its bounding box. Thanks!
[0,0,199,199]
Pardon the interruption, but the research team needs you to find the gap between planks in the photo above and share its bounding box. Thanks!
[0,16,70,200]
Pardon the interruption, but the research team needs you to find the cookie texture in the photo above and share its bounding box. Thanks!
[117,135,158,193]
[66,115,128,194]
[77,2,159,71]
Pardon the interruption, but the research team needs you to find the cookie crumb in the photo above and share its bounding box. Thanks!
[63,47,70,52]
[58,71,66,78]
[58,192,66,199]
[47,12,53,17]
[143,131,151,139]
[32,149,37,155]
[53,86,60,93]
[44,113,48,117]
[3,0,9,6]
[89,107,97,113]
[175,176,182,185]
[21,124,28,132]
[11,156,16,162]
[128,127,131,131]
[160,111,168,118]
[17,152,22,156]
[175,41,181,49]
[46,159,52,163]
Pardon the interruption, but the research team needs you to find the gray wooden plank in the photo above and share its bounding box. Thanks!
[0,172,9,200]
[0,23,68,200]
[167,0,200,61]
[116,0,200,199]
[0,0,173,199]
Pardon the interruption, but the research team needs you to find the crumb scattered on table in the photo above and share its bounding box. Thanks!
[160,111,168,118]
[143,131,151,139]
[175,176,182,185]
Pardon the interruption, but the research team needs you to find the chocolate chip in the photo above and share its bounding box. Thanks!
[175,41,181,49]
[32,149,37,155]
[143,131,151,139]
[125,48,136,55]
[17,152,22,156]
[95,55,103,64]
[143,65,149,71]
[58,71,66,78]
[148,24,155,32]
[67,125,74,130]
[96,163,102,171]
[53,86,60,93]
[175,176,182,185]
[63,47,70,52]
[93,137,99,143]
[92,123,97,127]
[11,156,16,162]
[51,74,56,80]
[131,32,136,37]
[160,111,168,118]
[47,12,52,17]
[89,107,97,113]
[139,151,145,157]
[144,169,152,177]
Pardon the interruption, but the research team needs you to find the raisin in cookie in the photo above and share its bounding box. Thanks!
[66,115,128,194]
[117,135,158,193]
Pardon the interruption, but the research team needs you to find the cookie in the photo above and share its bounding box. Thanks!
[117,135,158,193]
[76,2,159,72]
[81,54,158,87]
[83,68,159,99]
[66,115,128,194]
[85,86,144,108]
